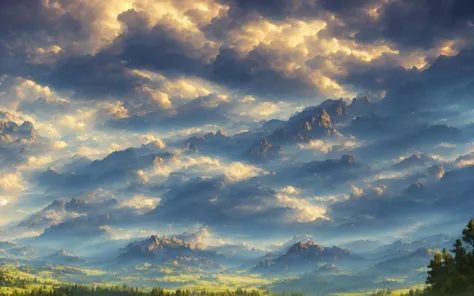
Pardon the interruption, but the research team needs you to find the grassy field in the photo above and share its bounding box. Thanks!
[0,263,427,296]
[0,266,61,295]
[334,284,427,296]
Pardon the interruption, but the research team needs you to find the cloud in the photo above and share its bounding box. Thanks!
[372,0,474,50]
[223,161,268,181]
[2,0,474,256]
[275,193,328,223]
[350,185,364,197]
[0,172,26,193]
[106,93,231,131]
[97,101,129,119]
[280,186,301,195]
[121,194,161,212]
[298,139,332,153]
[58,115,86,130]
[53,141,68,150]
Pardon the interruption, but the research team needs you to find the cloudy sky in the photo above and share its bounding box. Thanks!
[1,0,474,249]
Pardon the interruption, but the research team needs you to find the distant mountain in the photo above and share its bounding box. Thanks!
[393,154,431,170]
[357,124,465,160]
[210,243,268,262]
[44,249,87,265]
[240,252,279,270]
[302,154,357,173]
[251,241,357,274]
[187,130,235,153]
[338,240,386,254]
[291,155,371,185]
[182,99,368,164]
[14,198,120,233]
[0,241,36,258]
[287,99,348,127]
[276,234,313,254]
[37,214,113,244]
[369,237,452,261]
[15,200,68,231]
[244,137,282,162]
[0,241,17,250]
[374,248,435,275]
[405,182,426,195]
[267,106,342,145]
[259,119,286,133]
[37,143,173,190]
[347,96,375,117]
[119,235,226,264]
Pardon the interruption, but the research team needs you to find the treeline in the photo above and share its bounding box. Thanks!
[370,288,424,296]
[0,284,305,296]
[422,219,474,296]
[0,272,29,289]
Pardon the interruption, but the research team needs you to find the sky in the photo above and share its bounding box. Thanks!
[1,0,474,250]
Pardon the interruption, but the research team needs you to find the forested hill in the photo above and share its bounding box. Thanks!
[373,219,474,296]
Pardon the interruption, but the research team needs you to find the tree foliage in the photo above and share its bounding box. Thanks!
[403,219,474,296]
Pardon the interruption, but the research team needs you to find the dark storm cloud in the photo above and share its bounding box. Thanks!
[217,0,380,20]
[381,49,474,114]
[373,0,474,49]
[217,0,474,52]
[334,54,419,97]
[25,7,315,108]
[216,0,319,20]
[109,9,316,100]
[44,53,150,99]
[113,9,215,77]
[18,98,72,119]
[0,0,82,41]
[318,0,381,15]
[210,46,316,99]
[335,49,474,117]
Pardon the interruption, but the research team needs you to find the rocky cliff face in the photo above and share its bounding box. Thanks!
[119,235,226,263]
[252,241,354,273]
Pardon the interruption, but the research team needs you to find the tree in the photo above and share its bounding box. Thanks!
[425,218,474,295]
[461,219,474,248]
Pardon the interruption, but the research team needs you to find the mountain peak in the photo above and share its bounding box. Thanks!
[341,154,355,164]
[65,198,86,211]
[120,235,225,263]
[289,241,324,253]
[56,249,72,256]
[44,200,66,212]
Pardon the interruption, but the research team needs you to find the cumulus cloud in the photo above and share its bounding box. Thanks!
[121,194,161,212]
[298,139,332,153]
[134,134,166,148]
[280,186,301,195]
[53,141,68,150]
[275,192,329,223]
[223,161,268,181]
[0,172,26,193]
[350,185,364,197]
